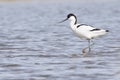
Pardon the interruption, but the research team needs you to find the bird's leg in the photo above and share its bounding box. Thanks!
[82,39,91,54]
[82,39,94,54]
[91,39,95,46]
[88,39,91,52]
[88,39,95,53]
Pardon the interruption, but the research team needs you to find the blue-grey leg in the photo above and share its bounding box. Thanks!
[88,39,91,52]
[82,39,94,54]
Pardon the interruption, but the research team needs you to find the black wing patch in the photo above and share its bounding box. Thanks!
[77,24,88,28]
[77,25,81,28]
[90,28,101,31]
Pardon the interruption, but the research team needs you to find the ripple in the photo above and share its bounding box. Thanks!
[0,1,120,80]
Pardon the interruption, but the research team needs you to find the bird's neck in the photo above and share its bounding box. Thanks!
[70,19,77,31]
[70,16,77,26]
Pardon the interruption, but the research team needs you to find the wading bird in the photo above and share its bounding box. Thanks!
[59,13,109,54]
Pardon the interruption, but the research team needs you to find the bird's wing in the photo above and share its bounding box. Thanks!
[77,24,95,31]
[76,24,108,39]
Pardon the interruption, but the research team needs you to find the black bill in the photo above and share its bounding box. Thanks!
[59,18,68,23]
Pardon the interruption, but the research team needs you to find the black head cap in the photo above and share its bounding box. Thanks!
[59,13,77,23]
[67,13,77,24]
[67,13,76,18]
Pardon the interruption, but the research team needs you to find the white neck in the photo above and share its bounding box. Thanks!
[69,16,77,30]
[69,16,77,25]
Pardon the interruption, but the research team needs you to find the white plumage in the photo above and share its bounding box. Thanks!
[60,13,109,53]
[74,25,108,39]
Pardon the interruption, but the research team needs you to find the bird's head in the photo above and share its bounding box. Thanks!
[59,13,77,23]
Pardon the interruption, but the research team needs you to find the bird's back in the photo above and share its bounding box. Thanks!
[73,24,108,39]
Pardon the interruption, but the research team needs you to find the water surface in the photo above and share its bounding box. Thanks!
[0,0,120,80]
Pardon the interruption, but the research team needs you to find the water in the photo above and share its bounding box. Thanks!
[0,0,120,80]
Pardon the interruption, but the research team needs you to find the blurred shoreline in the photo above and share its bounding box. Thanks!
[0,0,118,3]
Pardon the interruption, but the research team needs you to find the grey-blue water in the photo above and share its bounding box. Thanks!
[0,0,120,80]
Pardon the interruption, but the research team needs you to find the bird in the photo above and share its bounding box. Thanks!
[59,13,109,54]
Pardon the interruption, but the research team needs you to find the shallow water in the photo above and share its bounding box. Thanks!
[0,0,120,80]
